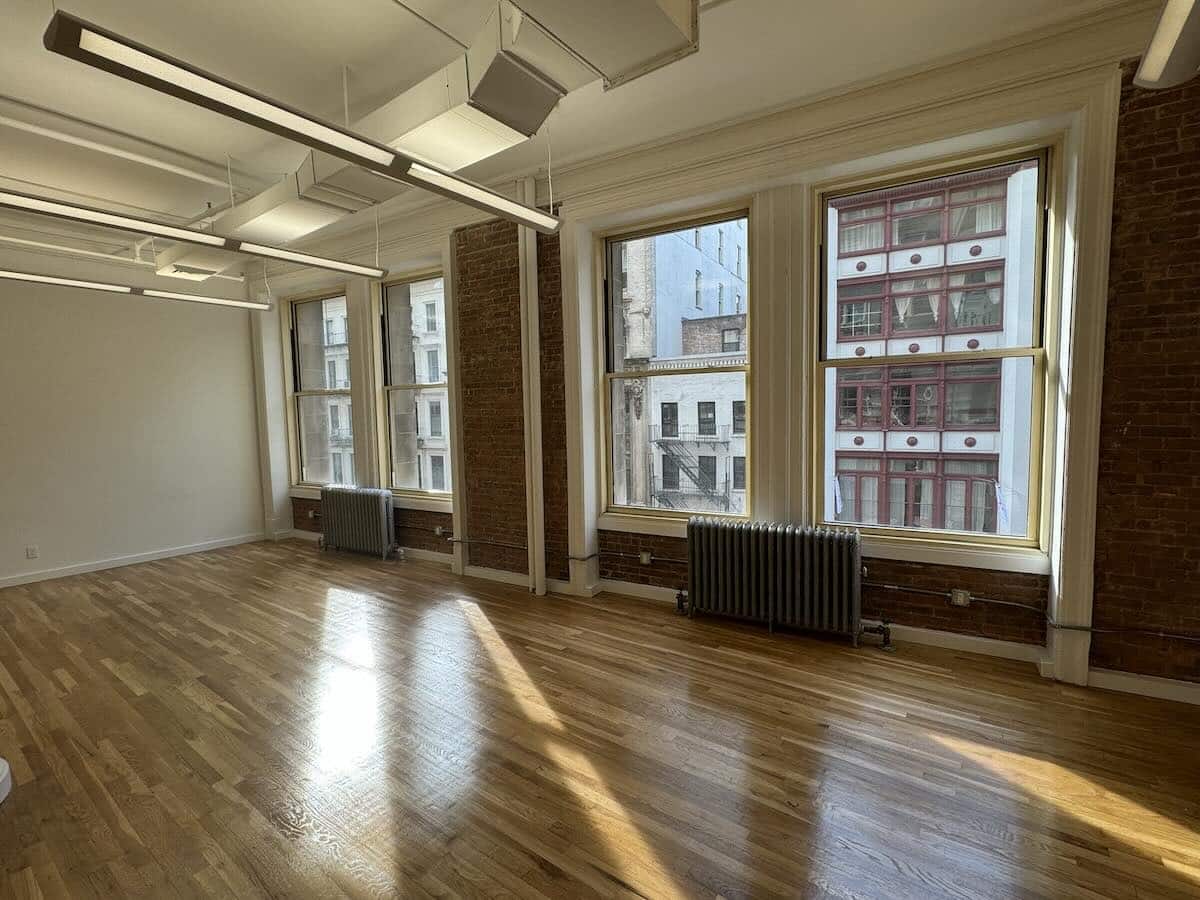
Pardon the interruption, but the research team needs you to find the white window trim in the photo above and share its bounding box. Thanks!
[559,57,1122,685]
[376,270,456,508]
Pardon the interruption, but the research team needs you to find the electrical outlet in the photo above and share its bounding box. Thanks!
[949,588,972,607]
[25,545,39,560]
[434,526,445,537]
[639,550,653,565]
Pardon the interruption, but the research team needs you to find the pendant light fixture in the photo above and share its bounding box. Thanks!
[0,189,386,279]
[0,268,270,310]
[43,11,561,234]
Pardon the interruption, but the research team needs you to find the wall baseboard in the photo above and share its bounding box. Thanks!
[861,618,1046,664]
[282,529,320,542]
[598,579,679,605]
[1088,667,1200,706]
[399,547,454,566]
[0,532,266,589]
[463,565,531,589]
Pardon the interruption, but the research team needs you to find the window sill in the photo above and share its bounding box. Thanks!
[288,486,453,514]
[859,533,1049,574]
[597,511,1049,574]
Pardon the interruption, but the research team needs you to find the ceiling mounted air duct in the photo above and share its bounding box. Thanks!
[509,0,698,89]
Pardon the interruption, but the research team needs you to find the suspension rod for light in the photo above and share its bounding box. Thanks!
[0,268,270,310]
[43,11,562,235]
[0,189,386,279]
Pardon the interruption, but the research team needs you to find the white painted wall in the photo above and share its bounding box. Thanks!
[0,280,264,584]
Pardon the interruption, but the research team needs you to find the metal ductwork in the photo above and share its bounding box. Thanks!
[157,1,698,281]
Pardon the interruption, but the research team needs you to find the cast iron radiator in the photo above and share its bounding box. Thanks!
[687,517,862,643]
[319,486,395,559]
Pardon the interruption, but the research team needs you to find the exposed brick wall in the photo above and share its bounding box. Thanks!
[599,530,689,591]
[538,232,570,582]
[681,313,747,354]
[290,497,452,554]
[862,558,1046,645]
[599,526,1046,643]
[454,220,529,574]
[1091,61,1200,682]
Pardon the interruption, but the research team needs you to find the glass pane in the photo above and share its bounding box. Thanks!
[862,387,883,427]
[944,480,967,531]
[611,372,746,514]
[890,294,940,333]
[294,296,349,391]
[298,394,353,485]
[839,220,884,253]
[889,385,911,427]
[385,277,447,386]
[608,216,748,372]
[824,356,1034,537]
[837,475,856,522]
[838,387,859,426]
[949,287,1001,329]
[946,381,999,426]
[950,200,1005,238]
[841,205,884,222]
[826,158,1039,356]
[893,211,942,245]
[860,476,879,524]
[839,300,883,338]
[914,383,939,427]
[387,387,452,492]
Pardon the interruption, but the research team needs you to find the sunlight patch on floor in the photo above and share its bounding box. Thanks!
[932,732,1200,881]
[460,600,688,899]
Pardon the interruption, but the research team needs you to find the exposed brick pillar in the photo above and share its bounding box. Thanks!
[538,231,571,583]
[453,220,530,574]
[1091,61,1200,682]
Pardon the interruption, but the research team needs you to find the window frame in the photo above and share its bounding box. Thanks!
[284,288,354,489]
[379,271,453,499]
[815,148,1049,549]
[600,207,753,521]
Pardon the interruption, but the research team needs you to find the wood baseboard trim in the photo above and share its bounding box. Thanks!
[598,579,680,604]
[862,619,1046,664]
[0,533,266,589]
[1088,667,1200,706]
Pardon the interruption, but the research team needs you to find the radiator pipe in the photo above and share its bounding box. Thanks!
[863,580,1200,643]
[449,538,528,551]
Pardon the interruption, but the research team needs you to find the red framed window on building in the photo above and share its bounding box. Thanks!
[835,453,999,533]
[835,172,1011,258]
[836,264,1004,342]
[836,361,1001,431]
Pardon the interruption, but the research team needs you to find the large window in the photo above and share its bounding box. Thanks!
[291,295,354,485]
[382,276,452,495]
[821,157,1043,540]
[606,213,750,515]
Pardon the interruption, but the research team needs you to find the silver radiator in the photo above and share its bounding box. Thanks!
[687,518,862,643]
[319,486,395,559]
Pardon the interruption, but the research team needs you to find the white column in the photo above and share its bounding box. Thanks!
[518,178,548,595]
[0,756,10,806]
[561,214,602,595]
[1048,69,1121,684]
[345,277,382,488]
[249,302,293,538]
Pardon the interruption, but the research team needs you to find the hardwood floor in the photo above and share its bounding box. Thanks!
[0,541,1198,899]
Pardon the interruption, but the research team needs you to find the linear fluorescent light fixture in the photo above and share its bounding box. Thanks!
[1135,0,1200,88]
[0,189,385,279]
[43,11,562,235]
[0,268,269,310]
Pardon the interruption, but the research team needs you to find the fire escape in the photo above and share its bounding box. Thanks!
[652,426,732,511]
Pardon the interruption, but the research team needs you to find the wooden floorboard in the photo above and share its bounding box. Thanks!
[0,540,1198,899]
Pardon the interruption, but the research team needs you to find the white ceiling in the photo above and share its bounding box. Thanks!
[0,0,1143,251]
